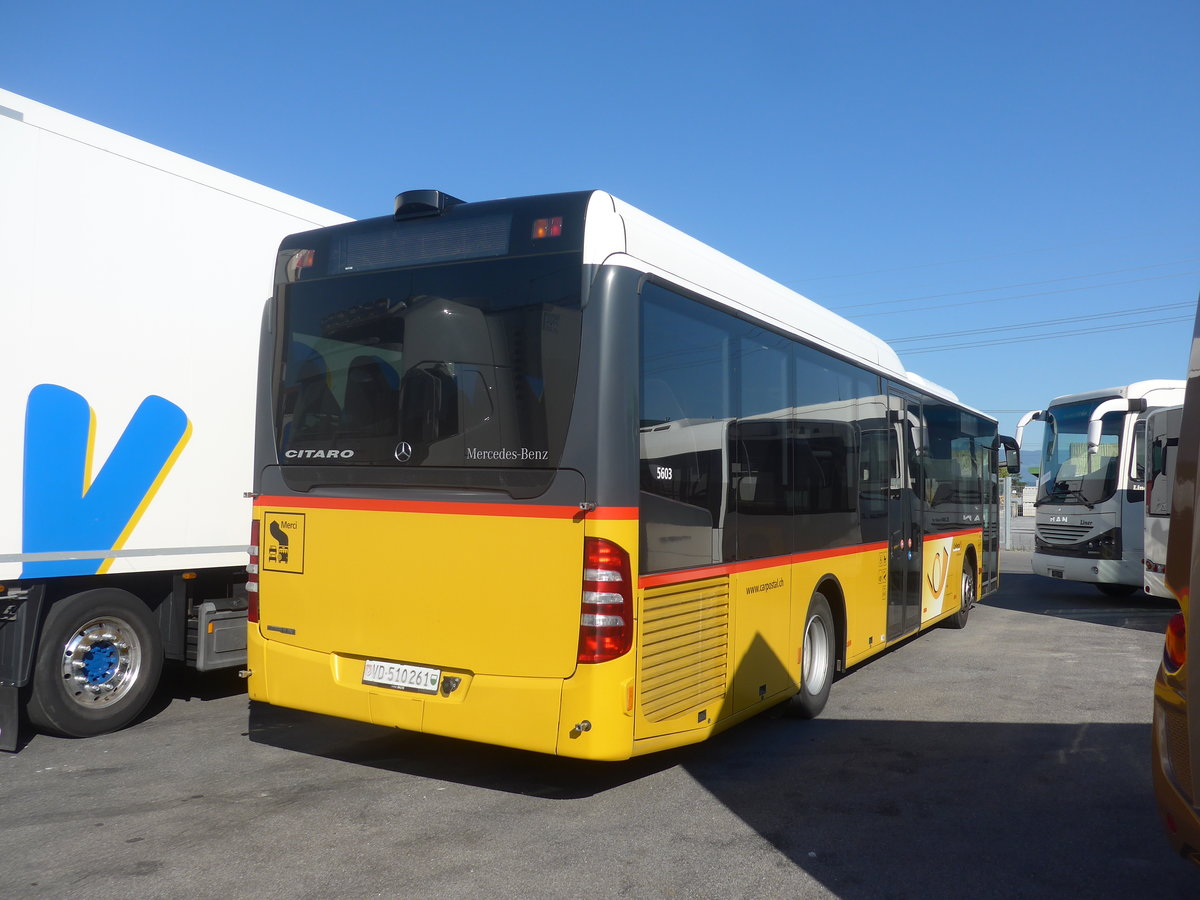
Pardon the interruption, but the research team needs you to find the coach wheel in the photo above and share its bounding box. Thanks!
[794,592,835,719]
[948,559,975,630]
[26,589,164,738]
[1095,582,1138,598]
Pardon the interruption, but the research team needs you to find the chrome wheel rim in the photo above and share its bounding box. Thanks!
[802,614,830,695]
[962,566,976,611]
[59,616,143,709]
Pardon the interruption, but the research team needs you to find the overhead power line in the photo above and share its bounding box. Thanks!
[799,226,1200,283]
[829,257,1200,312]
[843,270,1200,319]
[899,315,1193,355]
[885,301,1194,345]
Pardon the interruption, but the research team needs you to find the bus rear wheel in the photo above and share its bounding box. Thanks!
[794,592,835,719]
[1095,583,1139,598]
[947,559,975,629]
[27,589,164,738]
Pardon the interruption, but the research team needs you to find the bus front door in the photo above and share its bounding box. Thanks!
[887,390,924,641]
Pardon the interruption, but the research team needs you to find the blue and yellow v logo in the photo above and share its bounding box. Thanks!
[22,384,191,578]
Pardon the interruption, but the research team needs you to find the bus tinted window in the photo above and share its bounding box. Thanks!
[922,401,993,533]
[277,255,582,470]
[792,347,884,553]
[639,283,890,573]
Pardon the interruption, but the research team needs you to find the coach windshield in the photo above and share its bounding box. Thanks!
[1038,397,1122,506]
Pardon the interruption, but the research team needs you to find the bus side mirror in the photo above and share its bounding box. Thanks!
[997,435,1021,475]
[1015,409,1044,449]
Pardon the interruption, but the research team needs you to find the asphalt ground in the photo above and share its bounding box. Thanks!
[1,551,1196,899]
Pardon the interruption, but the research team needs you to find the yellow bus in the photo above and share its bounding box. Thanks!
[1153,297,1200,863]
[245,190,1017,760]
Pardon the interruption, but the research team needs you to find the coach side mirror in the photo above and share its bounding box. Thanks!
[997,435,1021,475]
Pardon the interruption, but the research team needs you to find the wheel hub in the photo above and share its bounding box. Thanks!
[60,617,143,708]
[803,616,830,694]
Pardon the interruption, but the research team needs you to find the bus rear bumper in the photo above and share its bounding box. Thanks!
[1145,569,1172,599]
[246,631,636,759]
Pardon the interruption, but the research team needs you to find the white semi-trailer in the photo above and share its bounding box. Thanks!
[0,89,348,749]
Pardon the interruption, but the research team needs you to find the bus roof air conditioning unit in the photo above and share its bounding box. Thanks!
[394,190,466,220]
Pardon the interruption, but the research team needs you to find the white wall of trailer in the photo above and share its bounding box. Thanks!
[0,89,349,581]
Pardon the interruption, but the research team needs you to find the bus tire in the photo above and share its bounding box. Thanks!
[1095,582,1138,598]
[947,559,975,629]
[794,592,835,719]
[26,589,164,739]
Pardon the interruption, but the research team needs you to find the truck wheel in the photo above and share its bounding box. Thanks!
[794,592,835,719]
[947,559,975,629]
[27,589,164,738]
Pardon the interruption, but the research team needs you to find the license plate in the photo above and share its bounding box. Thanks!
[1050,569,1064,579]
[362,659,441,694]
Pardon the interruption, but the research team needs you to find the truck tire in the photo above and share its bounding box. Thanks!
[27,589,164,738]
[793,592,835,719]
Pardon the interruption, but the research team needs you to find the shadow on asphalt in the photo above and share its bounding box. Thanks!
[135,664,248,728]
[680,711,1195,899]
[240,556,1192,895]
[11,663,249,752]
[987,570,1178,634]
[248,696,1196,897]
[247,701,681,798]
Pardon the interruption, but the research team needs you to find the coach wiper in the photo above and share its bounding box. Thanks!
[1041,482,1094,509]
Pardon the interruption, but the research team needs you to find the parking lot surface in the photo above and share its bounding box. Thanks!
[2,551,1196,899]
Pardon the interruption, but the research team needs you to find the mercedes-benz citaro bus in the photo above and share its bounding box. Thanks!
[245,190,1018,760]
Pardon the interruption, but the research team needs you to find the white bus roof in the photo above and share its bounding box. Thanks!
[1045,380,1187,408]
[581,191,967,410]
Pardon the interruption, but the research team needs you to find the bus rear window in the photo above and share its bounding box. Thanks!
[276,255,582,470]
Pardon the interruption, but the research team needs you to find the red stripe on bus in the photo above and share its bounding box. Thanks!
[638,542,890,589]
[923,528,984,542]
[253,495,638,520]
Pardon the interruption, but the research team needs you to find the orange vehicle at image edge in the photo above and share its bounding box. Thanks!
[1151,294,1200,863]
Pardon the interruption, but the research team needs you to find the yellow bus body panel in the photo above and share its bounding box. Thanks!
[630,544,890,750]
[252,504,649,760]
[256,502,583,678]
[251,497,982,760]
[920,531,979,627]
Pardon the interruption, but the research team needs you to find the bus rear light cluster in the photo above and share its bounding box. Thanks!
[247,519,260,624]
[1164,612,1187,672]
[578,537,632,664]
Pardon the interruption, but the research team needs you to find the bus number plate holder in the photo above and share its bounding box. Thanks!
[362,659,441,694]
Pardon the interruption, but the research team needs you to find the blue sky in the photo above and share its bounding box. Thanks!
[4,1,1197,452]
